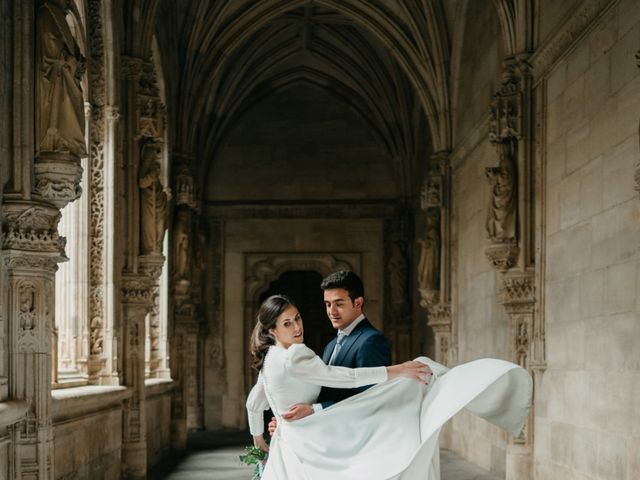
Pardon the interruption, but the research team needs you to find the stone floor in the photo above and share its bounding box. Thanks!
[149,432,499,480]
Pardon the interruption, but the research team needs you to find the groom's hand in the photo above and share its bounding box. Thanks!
[281,403,313,421]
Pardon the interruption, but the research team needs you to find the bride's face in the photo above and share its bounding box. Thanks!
[269,304,304,349]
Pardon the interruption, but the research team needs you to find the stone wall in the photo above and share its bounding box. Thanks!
[535,1,640,478]
[49,383,173,479]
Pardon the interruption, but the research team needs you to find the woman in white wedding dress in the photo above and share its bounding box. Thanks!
[246,295,532,480]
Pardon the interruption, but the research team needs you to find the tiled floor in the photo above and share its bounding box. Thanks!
[150,432,499,480]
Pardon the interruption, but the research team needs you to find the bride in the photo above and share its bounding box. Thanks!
[246,294,532,480]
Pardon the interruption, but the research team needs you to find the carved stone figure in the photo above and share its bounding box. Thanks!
[417,209,440,292]
[173,209,191,282]
[37,0,86,157]
[139,141,168,254]
[486,140,517,242]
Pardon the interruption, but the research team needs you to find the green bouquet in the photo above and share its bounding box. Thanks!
[239,445,268,479]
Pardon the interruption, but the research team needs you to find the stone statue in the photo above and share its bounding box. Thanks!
[173,208,191,282]
[139,141,168,254]
[417,209,440,292]
[486,140,517,242]
[37,0,86,157]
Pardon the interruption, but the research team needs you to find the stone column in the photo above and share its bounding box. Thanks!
[120,272,154,479]
[2,201,67,479]
[120,52,167,478]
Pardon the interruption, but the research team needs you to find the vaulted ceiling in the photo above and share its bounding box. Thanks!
[151,0,452,197]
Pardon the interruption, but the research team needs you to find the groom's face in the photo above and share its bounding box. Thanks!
[323,288,363,331]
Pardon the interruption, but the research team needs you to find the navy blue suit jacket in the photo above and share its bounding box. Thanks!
[317,318,391,408]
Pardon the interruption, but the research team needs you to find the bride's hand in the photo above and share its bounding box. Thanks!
[253,435,269,453]
[387,361,433,383]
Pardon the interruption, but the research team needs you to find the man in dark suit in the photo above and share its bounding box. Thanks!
[271,270,391,425]
[315,270,391,408]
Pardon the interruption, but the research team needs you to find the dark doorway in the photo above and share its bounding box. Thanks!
[259,270,334,356]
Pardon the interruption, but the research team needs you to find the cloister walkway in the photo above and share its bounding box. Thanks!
[149,432,499,480]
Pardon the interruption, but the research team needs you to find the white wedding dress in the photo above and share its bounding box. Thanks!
[246,344,532,480]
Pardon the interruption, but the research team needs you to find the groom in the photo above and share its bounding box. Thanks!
[273,270,392,425]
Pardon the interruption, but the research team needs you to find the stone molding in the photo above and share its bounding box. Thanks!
[245,253,359,300]
[204,202,397,219]
[529,0,619,80]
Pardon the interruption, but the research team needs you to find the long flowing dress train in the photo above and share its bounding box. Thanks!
[246,344,532,480]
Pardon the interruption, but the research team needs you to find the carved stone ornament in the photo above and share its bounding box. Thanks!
[2,205,67,258]
[34,153,83,208]
[489,60,523,143]
[420,177,442,209]
[501,273,535,314]
[122,56,165,139]
[121,274,154,305]
[139,253,166,281]
[485,243,520,272]
[174,155,197,208]
[426,303,452,331]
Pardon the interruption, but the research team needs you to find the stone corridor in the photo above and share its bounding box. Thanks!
[149,433,498,480]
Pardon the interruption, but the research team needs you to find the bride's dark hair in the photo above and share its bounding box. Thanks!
[250,294,296,371]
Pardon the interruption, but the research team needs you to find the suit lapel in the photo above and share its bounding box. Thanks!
[323,337,337,364]
[333,318,369,366]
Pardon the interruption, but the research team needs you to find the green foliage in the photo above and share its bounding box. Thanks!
[239,445,268,479]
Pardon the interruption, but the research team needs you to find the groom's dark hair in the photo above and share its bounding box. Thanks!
[320,270,364,303]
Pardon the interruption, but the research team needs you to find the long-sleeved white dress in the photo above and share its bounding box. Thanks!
[246,344,532,480]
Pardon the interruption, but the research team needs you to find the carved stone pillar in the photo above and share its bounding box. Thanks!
[170,155,201,446]
[120,273,154,479]
[501,271,536,478]
[419,151,454,366]
[426,304,452,366]
[2,201,67,479]
[171,301,199,448]
[487,56,538,480]
[87,0,120,383]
